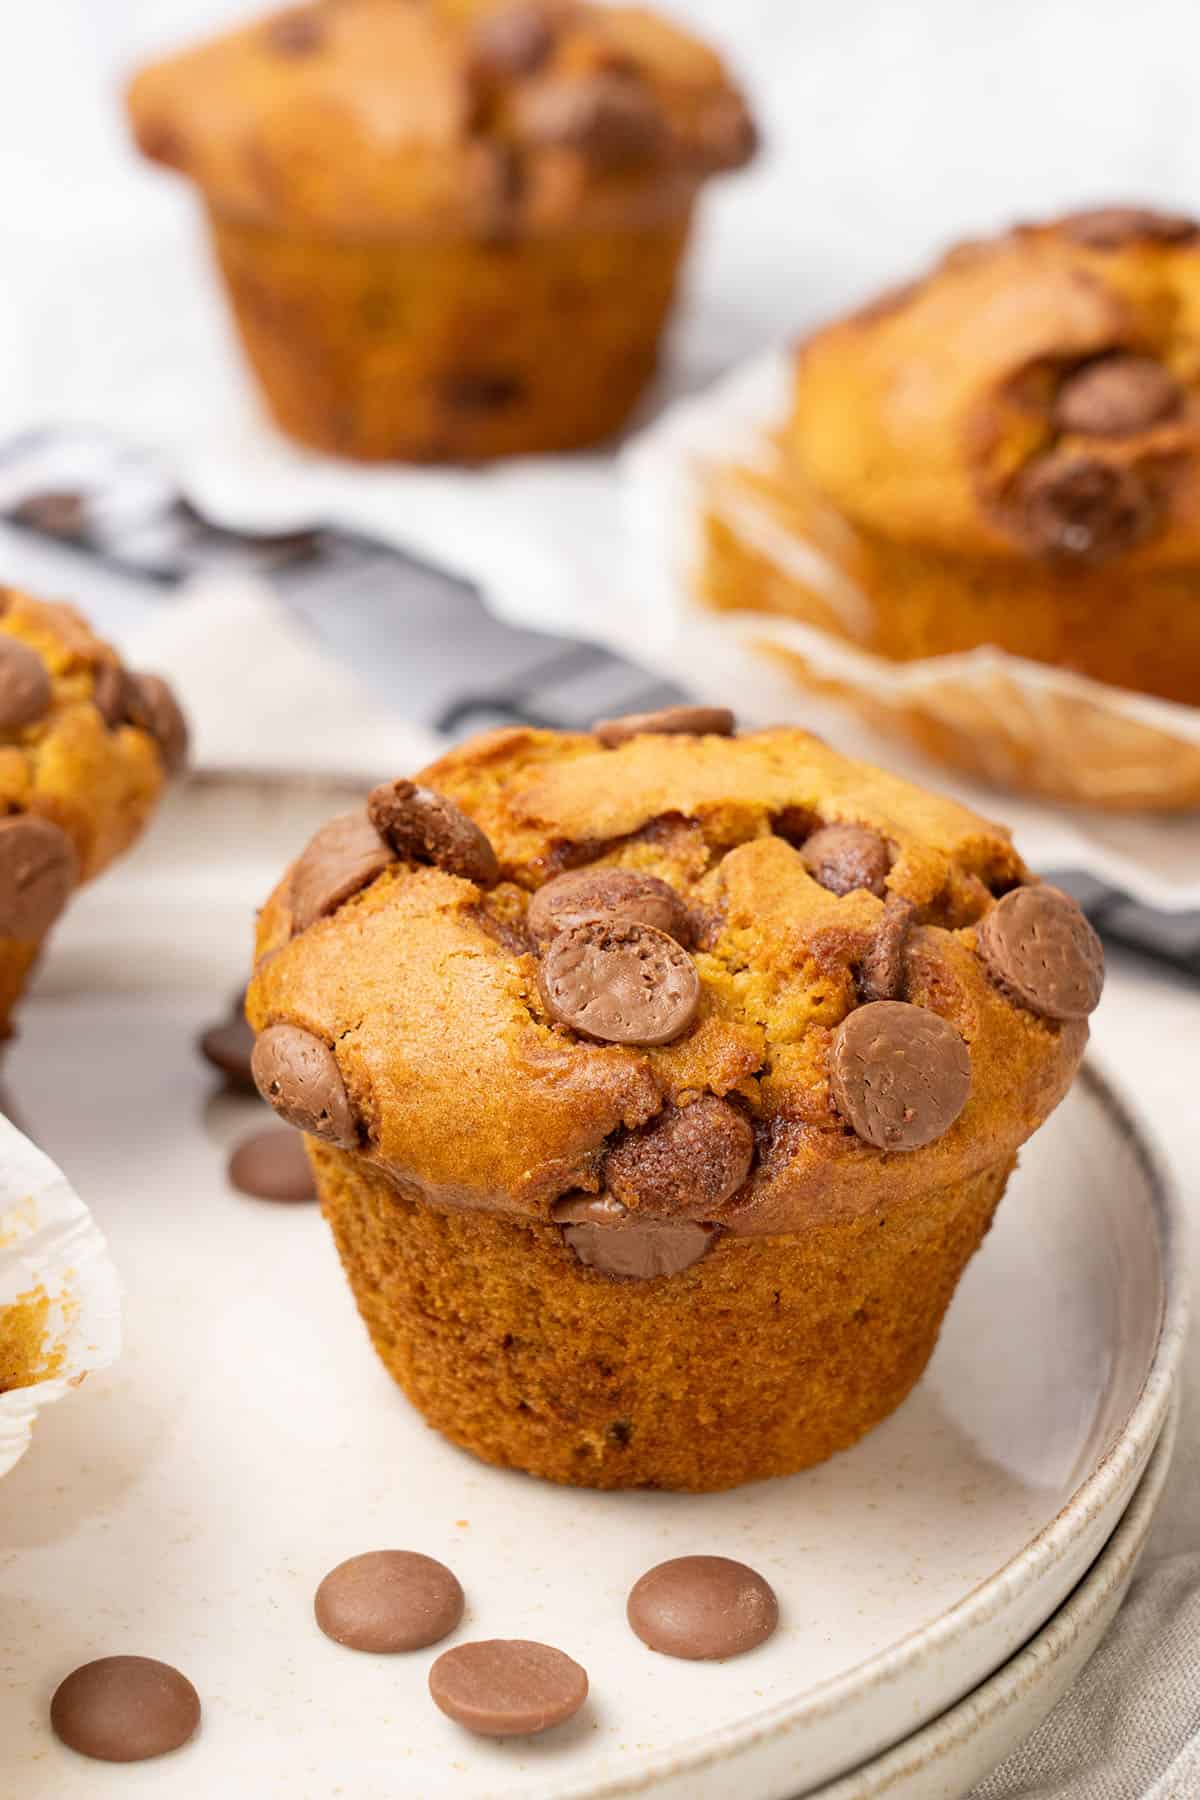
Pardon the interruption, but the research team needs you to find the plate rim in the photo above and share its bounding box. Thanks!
[814,1392,1180,1800]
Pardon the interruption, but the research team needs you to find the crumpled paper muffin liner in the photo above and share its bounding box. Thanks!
[0,1113,121,1479]
[625,349,1200,815]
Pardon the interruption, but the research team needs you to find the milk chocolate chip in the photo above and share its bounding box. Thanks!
[518,73,663,166]
[251,1024,358,1148]
[198,1008,256,1090]
[228,1128,316,1202]
[316,1550,464,1653]
[289,811,394,934]
[1060,205,1198,249]
[1055,355,1182,438]
[1014,453,1157,560]
[627,1556,779,1660]
[801,823,891,898]
[266,8,323,53]
[830,1001,971,1151]
[594,705,735,747]
[0,637,51,732]
[527,868,690,948]
[976,886,1104,1021]
[539,920,700,1046]
[429,1640,588,1737]
[126,674,189,774]
[92,662,131,729]
[0,815,77,941]
[605,1096,753,1218]
[473,4,555,76]
[858,894,917,1003]
[50,1656,200,1763]
[555,1190,716,1279]
[367,780,499,887]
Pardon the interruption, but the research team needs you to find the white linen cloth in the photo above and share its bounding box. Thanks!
[2,2,1199,1792]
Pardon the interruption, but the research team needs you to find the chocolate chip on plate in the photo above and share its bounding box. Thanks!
[251,1024,358,1148]
[228,1128,316,1202]
[0,815,77,942]
[125,673,189,774]
[198,1012,256,1090]
[605,1096,753,1217]
[858,894,917,1004]
[976,886,1104,1021]
[367,780,499,887]
[0,637,51,732]
[289,811,394,934]
[316,1550,464,1653]
[50,1656,200,1764]
[627,1556,779,1660]
[830,1000,971,1151]
[594,704,735,747]
[428,1640,588,1738]
[527,868,690,948]
[1055,355,1182,438]
[801,824,891,898]
[539,919,700,1046]
[1014,453,1157,560]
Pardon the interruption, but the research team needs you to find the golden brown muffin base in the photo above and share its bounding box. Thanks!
[698,461,1200,812]
[311,1141,1013,1492]
[209,209,692,462]
[702,455,1200,706]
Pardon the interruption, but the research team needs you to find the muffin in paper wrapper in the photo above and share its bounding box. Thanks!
[625,350,1200,814]
[0,1114,121,1479]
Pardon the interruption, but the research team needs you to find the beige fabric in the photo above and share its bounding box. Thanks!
[972,1556,1200,1799]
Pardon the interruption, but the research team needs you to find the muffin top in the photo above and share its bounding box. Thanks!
[126,0,755,240]
[789,204,1200,567]
[0,589,186,941]
[247,709,1100,1244]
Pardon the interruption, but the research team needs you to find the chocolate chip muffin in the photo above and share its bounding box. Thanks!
[246,707,1100,1491]
[126,0,755,463]
[0,588,186,1038]
[772,206,1200,703]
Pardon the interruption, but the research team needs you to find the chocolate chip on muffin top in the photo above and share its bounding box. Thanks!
[246,722,1096,1240]
[368,779,499,886]
[527,867,690,946]
[0,637,52,732]
[290,811,395,933]
[538,919,700,1046]
[976,886,1104,1021]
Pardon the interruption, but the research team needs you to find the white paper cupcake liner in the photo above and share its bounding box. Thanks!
[622,348,1200,907]
[0,1113,122,1479]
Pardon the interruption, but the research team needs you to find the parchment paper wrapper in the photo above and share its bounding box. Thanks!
[624,349,1200,819]
[0,1113,122,1479]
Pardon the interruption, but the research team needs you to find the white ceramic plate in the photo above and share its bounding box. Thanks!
[816,1400,1178,1800]
[0,776,1185,1800]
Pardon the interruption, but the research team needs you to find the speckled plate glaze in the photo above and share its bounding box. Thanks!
[0,775,1185,1800]
[814,1401,1178,1800]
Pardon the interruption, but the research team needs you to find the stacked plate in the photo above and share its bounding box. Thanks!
[0,774,1187,1800]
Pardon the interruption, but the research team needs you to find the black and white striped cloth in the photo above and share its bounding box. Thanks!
[1,425,1196,977]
